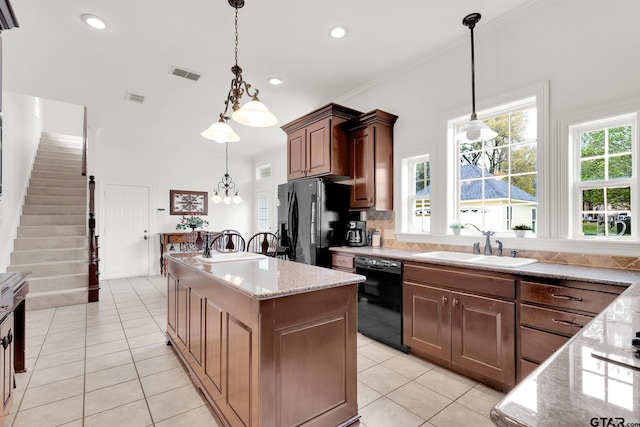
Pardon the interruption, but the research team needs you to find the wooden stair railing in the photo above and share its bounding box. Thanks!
[88,175,100,302]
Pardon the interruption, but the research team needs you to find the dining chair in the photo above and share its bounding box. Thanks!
[212,231,245,253]
[183,231,199,253]
[246,232,278,257]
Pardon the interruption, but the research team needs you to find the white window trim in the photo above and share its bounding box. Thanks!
[568,113,638,240]
[401,154,430,233]
[255,164,272,181]
[255,190,272,233]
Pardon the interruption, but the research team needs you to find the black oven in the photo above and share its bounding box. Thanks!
[356,256,409,353]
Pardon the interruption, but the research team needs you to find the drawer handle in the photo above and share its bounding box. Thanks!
[551,294,583,302]
[552,319,584,328]
[442,295,448,304]
[453,298,458,307]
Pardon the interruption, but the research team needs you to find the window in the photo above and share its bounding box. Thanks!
[256,193,270,231]
[454,97,538,234]
[256,164,271,181]
[571,114,636,238]
[408,155,431,232]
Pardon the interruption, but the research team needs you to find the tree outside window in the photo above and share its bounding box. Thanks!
[577,121,634,237]
[456,102,538,233]
[409,156,430,232]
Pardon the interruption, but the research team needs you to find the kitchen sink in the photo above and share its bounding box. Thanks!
[411,251,538,268]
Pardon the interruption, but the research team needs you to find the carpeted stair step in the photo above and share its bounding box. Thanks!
[13,236,87,251]
[17,225,86,238]
[7,260,86,278]
[11,248,88,264]
[20,214,85,226]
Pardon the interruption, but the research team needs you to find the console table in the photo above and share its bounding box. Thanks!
[159,231,220,275]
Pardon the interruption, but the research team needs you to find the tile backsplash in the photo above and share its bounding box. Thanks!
[366,211,640,272]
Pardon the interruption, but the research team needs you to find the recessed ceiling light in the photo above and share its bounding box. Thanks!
[268,77,284,86]
[81,14,108,30]
[329,25,348,39]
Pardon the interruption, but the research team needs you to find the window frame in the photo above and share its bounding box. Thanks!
[405,155,431,233]
[569,113,637,240]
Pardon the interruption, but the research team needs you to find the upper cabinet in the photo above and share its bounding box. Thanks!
[282,103,362,181]
[345,110,397,211]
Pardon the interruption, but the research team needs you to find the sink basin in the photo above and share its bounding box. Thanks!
[412,251,480,261]
[467,255,538,268]
[411,251,538,268]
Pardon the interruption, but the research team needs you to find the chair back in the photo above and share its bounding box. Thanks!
[212,232,245,253]
[246,232,278,257]
[184,231,199,253]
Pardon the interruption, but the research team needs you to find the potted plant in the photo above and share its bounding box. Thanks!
[449,223,464,235]
[176,215,209,231]
[512,224,532,237]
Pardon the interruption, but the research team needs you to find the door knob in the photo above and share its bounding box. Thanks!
[143,230,148,240]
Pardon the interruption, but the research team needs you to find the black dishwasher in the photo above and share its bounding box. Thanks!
[356,256,409,353]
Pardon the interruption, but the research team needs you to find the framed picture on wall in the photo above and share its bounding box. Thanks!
[170,190,208,215]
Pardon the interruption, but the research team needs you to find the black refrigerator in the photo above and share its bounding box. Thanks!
[277,178,351,267]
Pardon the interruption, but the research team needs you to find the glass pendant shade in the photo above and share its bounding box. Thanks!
[456,119,498,142]
[211,193,222,203]
[232,193,242,204]
[201,120,240,143]
[232,98,278,127]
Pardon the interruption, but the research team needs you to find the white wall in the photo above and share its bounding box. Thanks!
[338,0,640,250]
[41,98,84,137]
[0,92,42,271]
[93,128,255,278]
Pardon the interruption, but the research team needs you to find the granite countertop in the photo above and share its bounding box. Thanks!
[165,252,365,300]
[330,246,640,287]
[491,282,640,426]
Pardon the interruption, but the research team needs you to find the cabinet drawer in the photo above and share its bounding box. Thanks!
[520,281,617,314]
[332,253,354,270]
[168,235,186,244]
[519,359,539,380]
[520,304,592,337]
[404,263,515,299]
[520,326,568,364]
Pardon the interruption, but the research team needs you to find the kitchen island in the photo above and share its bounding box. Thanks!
[164,252,365,427]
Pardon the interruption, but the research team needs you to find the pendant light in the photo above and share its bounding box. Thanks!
[201,0,277,143]
[456,13,497,142]
[212,142,243,204]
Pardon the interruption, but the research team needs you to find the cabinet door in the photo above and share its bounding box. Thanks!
[403,282,451,360]
[177,280,188,346]
[306,118,332,177]
[189,288,204,367]
[167,275,177,333]
[350,126,375,209]
[451,292,515,386]
[0,313,13,420]
[287,128,307,180]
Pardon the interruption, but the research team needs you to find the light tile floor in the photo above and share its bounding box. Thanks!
[6,276,503,427]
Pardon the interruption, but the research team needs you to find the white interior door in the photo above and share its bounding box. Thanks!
[104,184,150,278]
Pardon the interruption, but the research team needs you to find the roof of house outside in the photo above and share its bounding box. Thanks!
[418,164,537,202]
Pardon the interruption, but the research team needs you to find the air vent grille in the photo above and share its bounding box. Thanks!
[125,92,146,104]
[170,66,201,82]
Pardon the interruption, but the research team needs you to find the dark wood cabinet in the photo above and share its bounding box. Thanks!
[517,278,622,381]
[282,103,362,181]
[331,252,355,273]
[0,312,12,423]
[345,110,397,210]
[403,262,516,391]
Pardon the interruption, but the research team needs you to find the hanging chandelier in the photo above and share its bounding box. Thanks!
[201,0,277,143]
[456,13,497,142]
[212,142,243,204]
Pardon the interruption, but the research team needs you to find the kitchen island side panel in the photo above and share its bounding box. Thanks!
[166,257,359,427]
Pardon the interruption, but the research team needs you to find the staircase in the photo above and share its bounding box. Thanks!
[7,132,89,310]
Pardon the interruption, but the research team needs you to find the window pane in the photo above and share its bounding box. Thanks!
[608,126,632,154]
[583,188,604,210]
[581,158,605,181]
[511,143,537,174]
[581,130,605,157]
[511,175,537,199]
[607,187,631,210]
[609,154,632,179]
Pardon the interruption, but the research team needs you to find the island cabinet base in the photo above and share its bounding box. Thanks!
[166,260,359,427]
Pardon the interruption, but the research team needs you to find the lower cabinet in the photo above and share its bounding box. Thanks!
[403,262,516,391]
[517,278,622,381]
[0,312,13,424]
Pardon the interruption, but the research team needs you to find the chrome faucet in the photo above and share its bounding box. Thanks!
[463,224,494,255]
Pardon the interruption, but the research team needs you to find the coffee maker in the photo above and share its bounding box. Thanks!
[346,221,367,246]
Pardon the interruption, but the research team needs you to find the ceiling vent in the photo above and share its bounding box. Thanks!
[125,92,146,104]
[169,66,201,82]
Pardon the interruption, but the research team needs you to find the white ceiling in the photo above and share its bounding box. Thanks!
[2,0,535,158]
